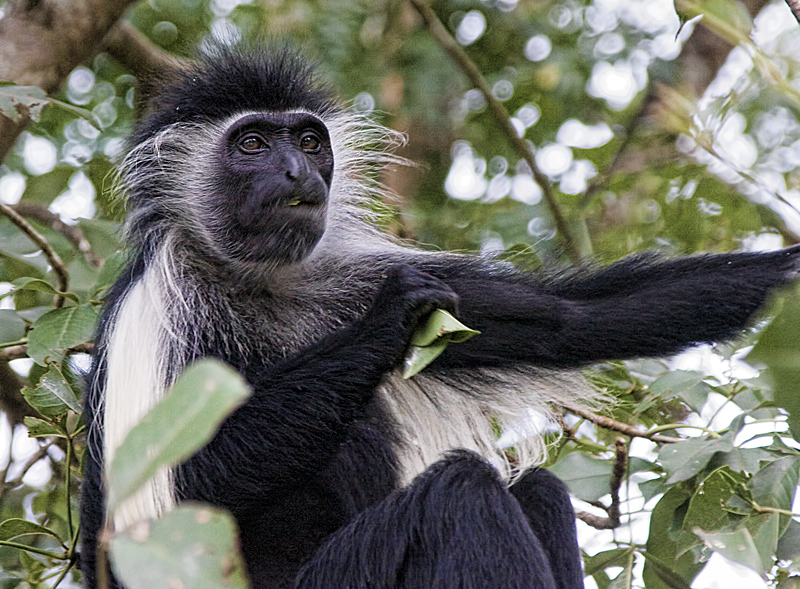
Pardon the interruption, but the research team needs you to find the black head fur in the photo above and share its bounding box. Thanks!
[131,44,339,147]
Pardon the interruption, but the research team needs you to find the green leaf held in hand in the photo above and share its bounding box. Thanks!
[403,309,480,379]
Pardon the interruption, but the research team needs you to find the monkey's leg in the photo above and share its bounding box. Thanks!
[296,450,558,589]
[510,468,583,589]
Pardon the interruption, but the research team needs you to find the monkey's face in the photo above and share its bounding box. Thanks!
[211,111,334,266]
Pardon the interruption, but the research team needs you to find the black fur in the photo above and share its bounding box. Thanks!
[80,46,800,589]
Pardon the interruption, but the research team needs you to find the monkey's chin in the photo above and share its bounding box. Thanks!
[226,222,326,269]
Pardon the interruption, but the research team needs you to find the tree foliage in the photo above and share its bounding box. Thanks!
[0,0,799,587]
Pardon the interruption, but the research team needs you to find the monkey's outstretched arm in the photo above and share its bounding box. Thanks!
[428,245,800,369]
[176,264,457,508]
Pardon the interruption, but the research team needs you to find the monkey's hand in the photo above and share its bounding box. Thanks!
[364,264,460,363]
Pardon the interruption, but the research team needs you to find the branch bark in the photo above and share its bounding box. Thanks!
[0,201,69,306]
[13,202,102,268]
[0,0,139,162]
[568,405,682,444]
[576,438,627,530]
[103,20,185,81]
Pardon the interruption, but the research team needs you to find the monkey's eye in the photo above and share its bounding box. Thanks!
[300,132,322,153]
[238,134,267,153]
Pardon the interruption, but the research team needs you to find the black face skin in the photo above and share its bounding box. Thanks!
[211,111,334,266]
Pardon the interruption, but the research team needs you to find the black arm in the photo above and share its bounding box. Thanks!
[425,245,800,369]
[176,264,457,508]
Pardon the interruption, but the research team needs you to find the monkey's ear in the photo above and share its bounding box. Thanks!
[431,245,800,369]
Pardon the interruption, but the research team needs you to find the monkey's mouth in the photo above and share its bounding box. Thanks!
[285,197,322,208]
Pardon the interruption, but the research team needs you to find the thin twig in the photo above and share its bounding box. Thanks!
[0,202,68,306]
[12,202,103,268]
[0,342,94,362]
[567,405,682,443]
[2,440,55,489]
[408,0,580,262]
[575,437,626,529]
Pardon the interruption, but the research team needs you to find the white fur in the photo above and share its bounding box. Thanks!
[104,271,174,530]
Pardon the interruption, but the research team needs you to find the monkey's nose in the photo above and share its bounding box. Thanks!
[284,152,308,181]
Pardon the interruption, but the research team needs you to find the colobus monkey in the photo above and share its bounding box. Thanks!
[81,45,800,589]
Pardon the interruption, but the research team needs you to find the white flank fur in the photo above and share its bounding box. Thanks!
[104,270,174,530]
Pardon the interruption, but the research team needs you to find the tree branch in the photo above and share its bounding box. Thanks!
[408,0,580,262]
[580,87,652,207]
[103,20,186,81]
[0,361,34,427]
[0,440,55,500]
[576,438,626,530]
[12,202,103,268]
[0,342,94,362]
[567,405,681,444]
[0,202,69,306]
[0,0,140,162]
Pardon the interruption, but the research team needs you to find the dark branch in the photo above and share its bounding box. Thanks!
[0,202,69,306]
[0,342,94,362]
[12,202,102,268]
[567,405,681,444]
[575,438,627,530]
[0,0,140,162]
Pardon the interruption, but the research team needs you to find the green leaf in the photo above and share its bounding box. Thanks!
[548,452,613,502]
[607,554,634,589]
[110,504,249,589]
[582,548,631,576]
[658,416,742,484]
[747,513,781,572]
[403,309,479,378]
[748,455,800,511]
[107,360,251,513]
[0,309,26,345]
[0,84,47,123]
[0,518,62,544]
[777,519,800,561]
[712,446,775,476]
[0,82,96,125]
[646,370,710,411]
[21,364,82,418]
[681,467,743,539]
[643,484,704,589]
[26,303,97,365]
[0,250,46,282]
[20,166,73,206]
[24,416,67,438]
[640,552,693,589]
[694,516,777,578]
[19,550,46,582]
[748,292,800,440]
[77,218,123,260]
[9,277,79,304]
